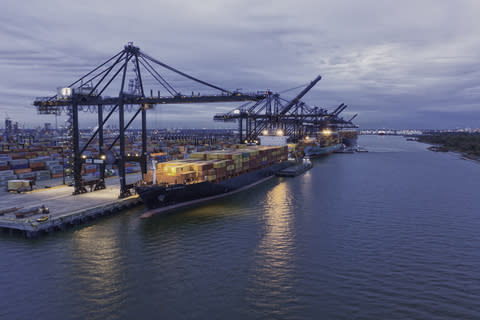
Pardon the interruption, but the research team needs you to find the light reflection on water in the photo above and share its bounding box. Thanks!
[69,226,128,319]
[244,181,299,317]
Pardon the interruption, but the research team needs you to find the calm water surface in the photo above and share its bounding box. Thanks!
[1,135,480,319]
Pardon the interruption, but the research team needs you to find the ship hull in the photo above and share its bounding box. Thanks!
[304,143,343,157]
[342,136,358,147]
[136,162,291,211]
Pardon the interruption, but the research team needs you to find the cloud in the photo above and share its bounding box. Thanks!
[1,0,480,129]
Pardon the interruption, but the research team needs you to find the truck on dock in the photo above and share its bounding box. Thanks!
[7,179,33,193]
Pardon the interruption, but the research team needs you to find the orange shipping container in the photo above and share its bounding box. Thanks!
[30,162,45,169]
[14,168,32,174]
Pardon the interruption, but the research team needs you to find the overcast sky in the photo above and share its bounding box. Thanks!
[1,0,479,129]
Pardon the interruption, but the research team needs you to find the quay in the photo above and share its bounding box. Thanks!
[0,175,143,238]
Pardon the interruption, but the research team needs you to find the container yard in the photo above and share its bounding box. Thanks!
[0,128,238,191]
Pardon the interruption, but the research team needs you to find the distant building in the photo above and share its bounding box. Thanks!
[5,118,12,132]
[4,118,12,141]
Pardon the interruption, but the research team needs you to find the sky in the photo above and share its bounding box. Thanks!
[1,0,479,129]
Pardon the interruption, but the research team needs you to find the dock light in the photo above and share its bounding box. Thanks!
[322,128,332,136]
[262,129,268,135]
[100,154,106,160]
[81,154,87,159]
[58,87,72,97]
[276,129,284,136]
[306,135,310,140]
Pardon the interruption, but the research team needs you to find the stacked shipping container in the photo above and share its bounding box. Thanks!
[0,134,259,188]
[154,145,288,185]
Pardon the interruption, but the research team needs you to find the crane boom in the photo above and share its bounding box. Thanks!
[280,75,322,115]
[330,103,345,115]
[335,104,348,116]
[348,114,358,122]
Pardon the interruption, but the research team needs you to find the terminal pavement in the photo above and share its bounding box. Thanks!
[0,174,143,236]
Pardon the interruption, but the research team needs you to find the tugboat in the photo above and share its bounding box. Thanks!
[334,144,355,153]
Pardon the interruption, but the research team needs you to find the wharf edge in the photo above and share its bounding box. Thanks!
[0,194,142,238]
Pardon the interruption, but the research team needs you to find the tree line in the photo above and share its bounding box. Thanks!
[417,133,480,156]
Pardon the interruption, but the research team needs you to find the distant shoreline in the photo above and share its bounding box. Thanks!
[415,134,480,163]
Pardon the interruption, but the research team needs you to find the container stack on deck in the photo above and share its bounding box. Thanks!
[154,145,288,185]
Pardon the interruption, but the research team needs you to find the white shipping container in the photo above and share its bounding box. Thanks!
[0,170,14,176]
[259,135,288,146]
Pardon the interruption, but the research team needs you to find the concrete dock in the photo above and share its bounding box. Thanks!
[0,175,143,238]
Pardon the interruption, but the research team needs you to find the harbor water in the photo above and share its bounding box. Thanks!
[1,135,480,319]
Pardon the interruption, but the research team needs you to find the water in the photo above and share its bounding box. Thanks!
[2,135,480,319]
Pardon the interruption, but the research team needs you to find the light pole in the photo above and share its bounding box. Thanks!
[62,145,65,185]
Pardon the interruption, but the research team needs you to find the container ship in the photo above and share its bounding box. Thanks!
[135,145,290,211]
[338,128,359,147]
[299,128,343,157]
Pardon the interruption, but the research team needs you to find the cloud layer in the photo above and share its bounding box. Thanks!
[1,0,479,129]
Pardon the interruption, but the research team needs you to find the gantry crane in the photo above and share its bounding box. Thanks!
[33,43,266,197]
[213,76,357,143]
